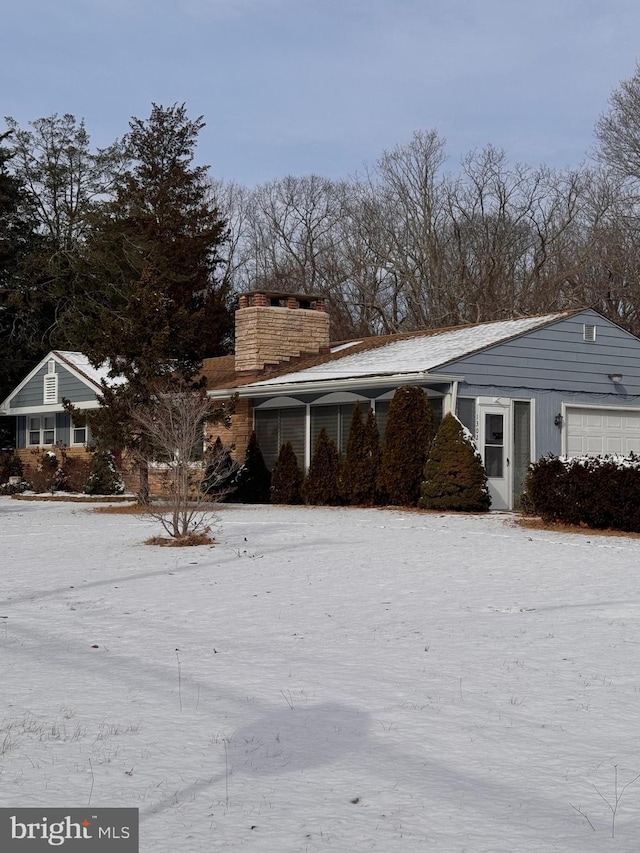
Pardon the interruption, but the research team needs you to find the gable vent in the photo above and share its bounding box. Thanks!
[583,324,597,342]
[43,373,58,405]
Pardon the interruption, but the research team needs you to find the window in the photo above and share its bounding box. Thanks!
[456,398,476,437]
[255,407,306,469]
[512,401,531,504]
[28,415,56,446]
[72,424,87,445]
[310,403,362,456]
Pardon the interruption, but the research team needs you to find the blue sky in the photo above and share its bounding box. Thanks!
[3,0,640,185]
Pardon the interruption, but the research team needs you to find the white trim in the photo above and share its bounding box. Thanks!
[208,372,464,400]
[7,400,102,416]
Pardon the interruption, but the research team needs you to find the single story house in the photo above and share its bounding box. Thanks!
[203,291,640,510]
[0,351,109,464]
[4,291,640,510]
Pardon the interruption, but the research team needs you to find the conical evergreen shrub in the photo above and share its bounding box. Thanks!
[270,442,304,504]
[419,413,491,512]
[302,427,341,506]
[84,449,124,495]
[235,431,271,503]
[341,403,380,506]
[378,386,434,506]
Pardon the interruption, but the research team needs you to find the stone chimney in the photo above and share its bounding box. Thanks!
[235,291,330,374]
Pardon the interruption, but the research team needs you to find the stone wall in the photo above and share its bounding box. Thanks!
[205,397,253,462]
[235,305,330,373]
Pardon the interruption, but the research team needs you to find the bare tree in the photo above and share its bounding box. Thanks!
[129,385,233,542]
[596,63,640,184]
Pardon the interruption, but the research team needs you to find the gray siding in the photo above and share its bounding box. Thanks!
[459,382,640,460]
[441,310,640,397]
[10,361,98,409]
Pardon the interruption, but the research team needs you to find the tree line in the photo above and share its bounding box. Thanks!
[3,67,640,399]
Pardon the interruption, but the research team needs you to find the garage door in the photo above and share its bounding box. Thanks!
[565,407,640,456]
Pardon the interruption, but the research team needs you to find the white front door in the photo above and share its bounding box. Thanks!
[478,402,511,510]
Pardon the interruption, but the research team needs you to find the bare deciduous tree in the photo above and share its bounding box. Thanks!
[129,385,233,543]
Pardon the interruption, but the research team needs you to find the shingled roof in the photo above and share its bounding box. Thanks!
[202,309,581,393]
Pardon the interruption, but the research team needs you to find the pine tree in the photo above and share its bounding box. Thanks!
[235,431,271,503]
[270,442,304,504]
[341,403,380,505]
[419,413,491,512]
[302,428,341,506]
[378,386,434,506]
[64,104,232,501]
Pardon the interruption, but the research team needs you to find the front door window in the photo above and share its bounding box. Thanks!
[484,413,504,478]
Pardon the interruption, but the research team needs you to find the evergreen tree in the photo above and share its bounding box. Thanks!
[270,442,304,504]
[302,428,341,506]
[64,104,232,501]
[341,403,380,505]
[378,386,434,506]
[419,413,491,512]
[235,431,271,503]
[0,131,46,401]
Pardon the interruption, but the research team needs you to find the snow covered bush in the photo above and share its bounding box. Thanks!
[270,442,304,505]
[84,449,125,495]
[524,454,640,531]
[303,428,342,506]
[341,404,380,506]
[378,386,434,506]
[0,450,23,484]
[419,413,491,512]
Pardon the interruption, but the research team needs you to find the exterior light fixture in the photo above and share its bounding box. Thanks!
[554,413,563,428]
[608,373,623,383]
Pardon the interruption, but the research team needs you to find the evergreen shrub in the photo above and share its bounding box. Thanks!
[419,413,491,512]
[270,442,304,504]
[341,404,380,506]
[84,449,125,495]
[235,431,271,503]
[201,437,239,500]
[524,454,640,531]
[378,386,434,506]
[302,428,341,506]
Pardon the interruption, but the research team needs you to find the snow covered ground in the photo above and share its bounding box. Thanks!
[2,498,640,852]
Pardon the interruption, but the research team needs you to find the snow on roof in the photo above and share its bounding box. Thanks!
[250,312,568,387]
[54,351,125,388]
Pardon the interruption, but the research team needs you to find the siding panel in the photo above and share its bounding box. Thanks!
[443,311,640,396]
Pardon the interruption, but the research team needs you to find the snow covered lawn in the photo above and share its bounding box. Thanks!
[2,498,640,851]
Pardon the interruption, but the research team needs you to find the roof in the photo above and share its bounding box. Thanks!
[203,310,579,393]
[53,351,123,390]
